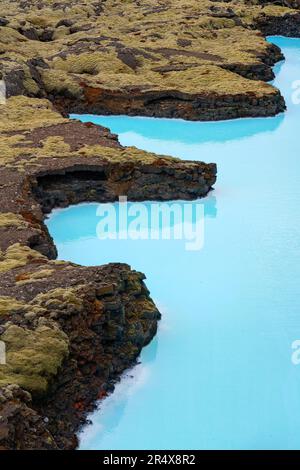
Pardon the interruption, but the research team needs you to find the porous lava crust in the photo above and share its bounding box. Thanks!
[0,0,299,450]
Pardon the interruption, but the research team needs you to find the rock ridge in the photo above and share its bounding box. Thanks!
[1,1,300,120]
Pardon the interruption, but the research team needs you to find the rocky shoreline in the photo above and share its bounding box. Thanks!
[0,263,161,450]
[1,1,300,121]
[56,85,286,122]
[0,97,216,449]
[0,0,300,451]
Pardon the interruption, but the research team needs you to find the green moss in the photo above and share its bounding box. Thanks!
[0,296,26,315]
[151,65,276,95]
[0,244,46,273]
[0,26,27,44]
[51,51,131,75]
[16,269,55,284]
[33,286,85,312]
[0,0,296,169]
[0,94,186,169]
[41,69,83,99]
[23,75,40,96]
[262,4,296,17]
[0,96,65,133]
[1,0,294,106]
[0,295,47,318]
[0,0,295,130]
[27,14,55,28]
[0,323,69,395]
[52,26,70,40]
[0,213,28,229]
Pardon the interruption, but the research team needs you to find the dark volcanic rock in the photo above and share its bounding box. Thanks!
[0,96,216,449]
[1,0,300,450]
[1,0,300,120]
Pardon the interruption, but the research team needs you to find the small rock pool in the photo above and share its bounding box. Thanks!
[46,37,300,450]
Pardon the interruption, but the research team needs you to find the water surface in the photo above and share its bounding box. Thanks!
[47,37,300,450]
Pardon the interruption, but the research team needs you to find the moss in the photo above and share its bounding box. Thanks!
[0,0,294,109]
[151,65,277,95]
[0,0,294,134]
[0,296,26,315]
[0,213,28,229]
[0,26,27,44]
[0,0,295,169]
[27,15,54,28]
[51,51,131,75]
[0,135,29,166]
[0,96,65,133]
[23,72,40,96]
[0,295,47,318]
[39,136,71,156]
[41,69,83,98]
[135,297,159,320]
[16,269,55,284]
[0,323,69,395]
[0,244,46,273]
[262,5,296,16]
[52,26,71,40]
[0,94,186,169]
[33,286,85,313]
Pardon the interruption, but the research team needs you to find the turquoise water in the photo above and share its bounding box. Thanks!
[46,37,300,450]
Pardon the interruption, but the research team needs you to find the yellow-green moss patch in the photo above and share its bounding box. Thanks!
[0,244,46,273]
[0,323,69,395]
[16,269,55,285]
[0,96,65,133]
[0,296,26,315]
[33,286,85,313]
[0,213,29,229]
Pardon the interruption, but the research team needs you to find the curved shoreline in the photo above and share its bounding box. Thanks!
[73,35,300,451]
[1,1,300,121]
[0,0,300,450]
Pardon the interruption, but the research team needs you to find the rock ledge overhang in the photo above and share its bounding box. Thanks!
[0,95,216,450]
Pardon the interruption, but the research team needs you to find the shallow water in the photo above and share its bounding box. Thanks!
[46,37,300,450]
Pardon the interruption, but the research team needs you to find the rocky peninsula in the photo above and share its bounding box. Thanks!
[0,0,299,450]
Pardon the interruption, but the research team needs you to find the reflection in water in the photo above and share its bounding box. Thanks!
[71,114,284,146]
[47,37,300,450]
[46,196,217,244]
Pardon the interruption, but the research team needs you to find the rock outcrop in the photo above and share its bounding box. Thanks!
[0,259,162,449]
[1,0,299,450]
[0,96,216,449]
[1,0,300,120]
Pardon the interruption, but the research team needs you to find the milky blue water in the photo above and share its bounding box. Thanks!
[46,37,300,450]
